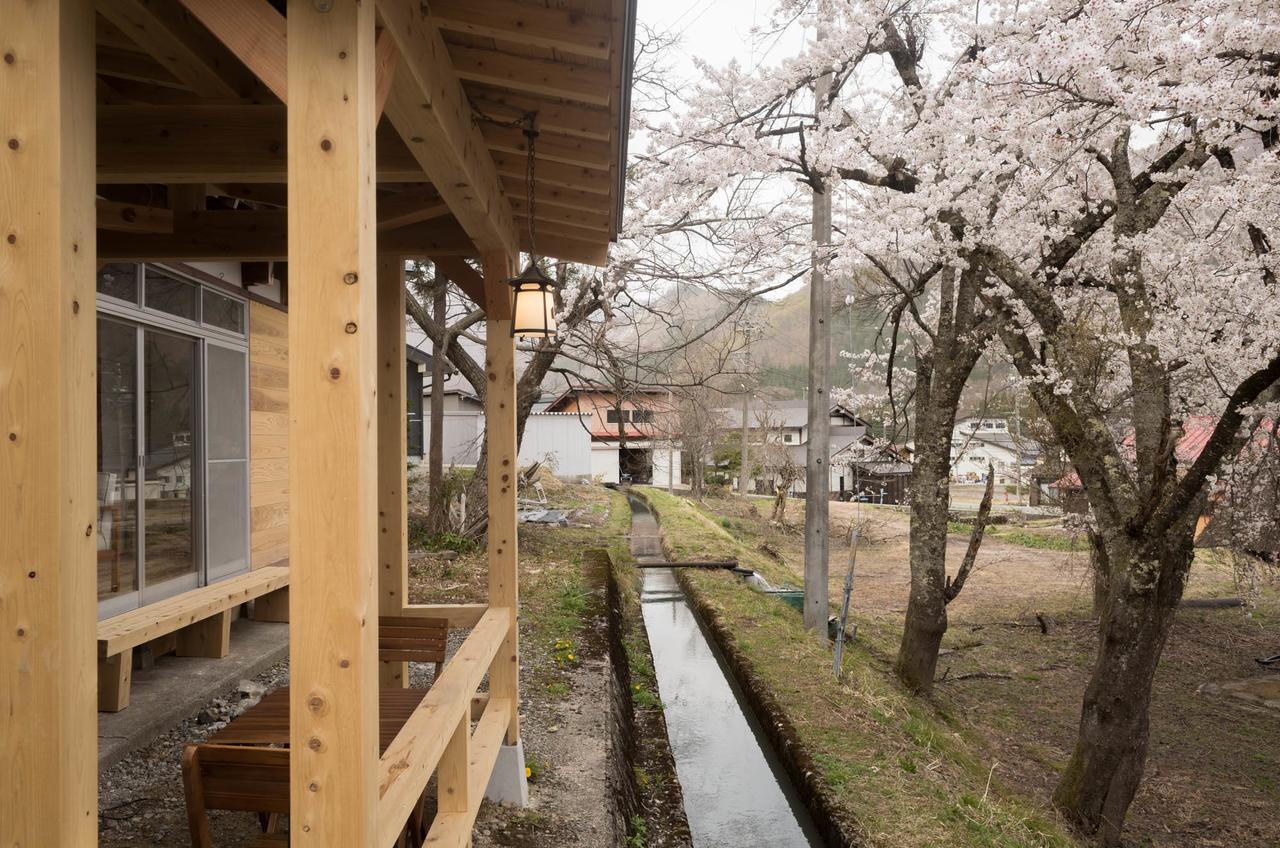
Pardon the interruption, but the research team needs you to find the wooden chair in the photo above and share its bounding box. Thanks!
[378,616,449,681]
[181,744,289,848]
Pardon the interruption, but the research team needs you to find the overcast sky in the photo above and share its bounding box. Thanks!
[636,0,807,88]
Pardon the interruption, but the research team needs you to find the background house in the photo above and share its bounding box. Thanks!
[543,387,681,485]
[950,416,1042,484]
[722,398,878,496]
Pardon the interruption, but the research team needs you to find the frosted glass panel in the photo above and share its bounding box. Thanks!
[207,460,249,578]
[206,345,247,461]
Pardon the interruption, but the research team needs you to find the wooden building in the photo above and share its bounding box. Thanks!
[0,1,634,844]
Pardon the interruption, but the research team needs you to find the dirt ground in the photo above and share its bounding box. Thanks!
[701,494,1280,848]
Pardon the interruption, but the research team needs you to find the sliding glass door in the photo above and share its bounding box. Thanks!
[141,328,200,603]
[96,264,252,619]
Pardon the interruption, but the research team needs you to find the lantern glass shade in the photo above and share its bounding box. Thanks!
[509,262,558,338]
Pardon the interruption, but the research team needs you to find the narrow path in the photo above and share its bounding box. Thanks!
[629,496,824,848]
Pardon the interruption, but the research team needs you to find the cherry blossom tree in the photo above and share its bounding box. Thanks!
[632,0,1279,842]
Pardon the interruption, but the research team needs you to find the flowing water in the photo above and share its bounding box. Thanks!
[630,497,824,848]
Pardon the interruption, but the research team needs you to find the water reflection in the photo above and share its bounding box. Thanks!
[634,503,822,847]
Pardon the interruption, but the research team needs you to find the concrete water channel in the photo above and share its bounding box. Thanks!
[629,497,824,848]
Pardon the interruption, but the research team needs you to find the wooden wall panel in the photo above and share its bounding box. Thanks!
[249,301,290,567]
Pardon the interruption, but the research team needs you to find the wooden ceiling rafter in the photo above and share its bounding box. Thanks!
[427,0,613,61]
[96,0,254,99]
[447,42,611,106]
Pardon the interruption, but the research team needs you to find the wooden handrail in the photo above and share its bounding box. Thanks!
[375,605,512,848]
[398,603,489,628]
[422,695,513,846]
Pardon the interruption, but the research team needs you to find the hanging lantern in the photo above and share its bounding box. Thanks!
[508,113,560,338]
[509,260,558,338]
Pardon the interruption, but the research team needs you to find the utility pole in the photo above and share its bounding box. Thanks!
[803,56,833,636]
[666,388,675,493]
[739,322,752,498]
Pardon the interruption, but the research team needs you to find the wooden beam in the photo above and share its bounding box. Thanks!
[422,696,511,844]
[376,606,511,848]
[96,44,190,90]
[97,209,478,261]
[377,187,449,231]
[482,123,611,171]
[179,0,398,117]
[492,150,612,194]
[178,0,287,101]
[430,256,487,308]
[286,2,379,845]
[97,105,430,183]
[379,0,520,263]
[0,1,98,843]
[449,43,611,106]
[483,253,521,745]
[398,603,488,629]
[96,0,248,99]
[96,198,175,233]
[467,83,613,141]
[377,254,409,689]
[429,0,611,60]
[501,177,613,214]
[522,230,609,266]
[508,197,609,233]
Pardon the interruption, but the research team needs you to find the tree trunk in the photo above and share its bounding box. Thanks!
[1053,520,1195,846]
[426,270,448,534]
[1087,526,1111,619]
[894,427,952,692]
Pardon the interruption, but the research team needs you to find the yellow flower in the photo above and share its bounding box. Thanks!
[525,767,532,778]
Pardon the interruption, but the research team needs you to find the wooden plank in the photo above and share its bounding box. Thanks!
[178,0,288,101]
[492,150,612,194]
[252,587,289,622]
[507,196,609,233]
[377,187,450,231]
[430,0,611,60]
[175,609,232,658]
[467,83,613,140]
[377,254,409,689]
[96,198,175,233]
[437,712,471,815]
[397,603,489,629]
[0,2,98,840]
[286,3,380,844]
[449,43,611,107]
[100,209,478,261]
[375,607,511,848]
[421,696,511,846]
[96,566,289,655]
[96,0,249,99]
[98,649,133,712]
[482,123,612,171]
[484,256,521,744]
[378,0,520,262]
[430,255,486,309]
[96,43,189,90]
[97,105,428,183]
[501,177,613,213]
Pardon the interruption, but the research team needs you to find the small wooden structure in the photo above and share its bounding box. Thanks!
[0,1,633,844]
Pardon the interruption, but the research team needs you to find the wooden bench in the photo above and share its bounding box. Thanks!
[97,566,289,712]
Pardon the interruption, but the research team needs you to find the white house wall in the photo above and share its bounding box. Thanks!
[590,445,621,484]
[651,445,682,488]
[519,414,593,477]
[422,411,483,468]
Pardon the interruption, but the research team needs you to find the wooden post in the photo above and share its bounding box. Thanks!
[483,253,521,745]
[286,2,379,844]
[0,3,98,844]
[377,253,409,688]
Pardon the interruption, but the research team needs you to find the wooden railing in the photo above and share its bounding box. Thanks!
[375,605,514,848]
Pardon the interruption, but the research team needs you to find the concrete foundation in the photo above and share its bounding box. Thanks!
[484,738,531,806]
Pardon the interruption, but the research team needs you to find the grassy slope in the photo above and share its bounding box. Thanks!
[637,487,1078,848]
